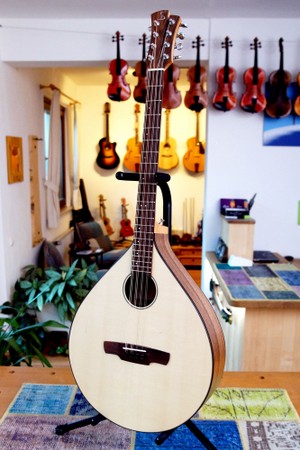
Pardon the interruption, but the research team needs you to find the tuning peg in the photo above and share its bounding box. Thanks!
[174,55,182,60]
[180,23,188,28]
[177,32,185,40]
[175,43,183,51]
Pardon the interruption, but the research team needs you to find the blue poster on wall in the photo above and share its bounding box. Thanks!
[263,82,300,146]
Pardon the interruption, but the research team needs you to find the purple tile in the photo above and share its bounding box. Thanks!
[219,269,253,285]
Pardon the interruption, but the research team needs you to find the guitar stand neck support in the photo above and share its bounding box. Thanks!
[116,171,172,244]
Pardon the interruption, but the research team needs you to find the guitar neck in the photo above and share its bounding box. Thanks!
[132,69,164,275]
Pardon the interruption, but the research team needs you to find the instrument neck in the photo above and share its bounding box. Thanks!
[165,109,170,143]
[195,111,200,145]
[116,35,121,75]
[253,45,258,84]
[195,38,201,83]
[132,68,164,275]
[224,45,229,83]
[105,112,110,144]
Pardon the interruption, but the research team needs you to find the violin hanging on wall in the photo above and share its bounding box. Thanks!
[96,102,120,170]
[107,31,131,102]
[133,33,147,104]
[184,36,208,112]
[265,38,292,118]
[212,37,237,112]
[162,63,182,109]
[240,37,267,113]
[123,104,142,172]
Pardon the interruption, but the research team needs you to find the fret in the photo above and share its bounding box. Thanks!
[130,66,164,276]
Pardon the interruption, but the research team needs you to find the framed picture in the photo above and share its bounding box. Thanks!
[6,136,24,183]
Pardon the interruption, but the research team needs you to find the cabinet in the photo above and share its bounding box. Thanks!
[172,245,202,285]
[207,251,300,371]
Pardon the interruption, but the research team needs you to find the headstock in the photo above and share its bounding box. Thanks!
[104,102,110,114]
[146,10,182,71]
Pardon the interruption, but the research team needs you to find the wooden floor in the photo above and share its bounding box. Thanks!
[0,365,299,419]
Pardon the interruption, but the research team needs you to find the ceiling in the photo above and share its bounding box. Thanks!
[1,0,300,20]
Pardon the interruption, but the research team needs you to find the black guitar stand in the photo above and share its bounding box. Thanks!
[55,171,217,449]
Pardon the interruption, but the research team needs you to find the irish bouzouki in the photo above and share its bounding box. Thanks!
[69,10,225,433]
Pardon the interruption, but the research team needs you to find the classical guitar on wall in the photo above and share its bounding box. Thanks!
[183,110,205,173]
[120,198,134,238]
[69,10,225,434]
[99,194,114,235]
[96,102,120,170]
[123,104,142,172]
[158,109,179,170]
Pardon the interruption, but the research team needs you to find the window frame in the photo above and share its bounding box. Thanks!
[43,96,67,209]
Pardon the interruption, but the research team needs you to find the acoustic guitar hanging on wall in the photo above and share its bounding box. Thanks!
[158,109,179,170]
[69,9,225,434]
[183,110,205,173]
[123,104,142,172]
[96,102,120,170]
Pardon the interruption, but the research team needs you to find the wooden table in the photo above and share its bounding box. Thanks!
[0,367,299,418]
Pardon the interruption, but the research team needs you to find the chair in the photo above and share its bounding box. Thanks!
[73,221,127,269]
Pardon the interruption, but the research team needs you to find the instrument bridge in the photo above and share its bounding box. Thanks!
[104,341,170,366]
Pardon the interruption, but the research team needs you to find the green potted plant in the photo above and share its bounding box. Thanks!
[13,259,99,323]
[0,303,66,366]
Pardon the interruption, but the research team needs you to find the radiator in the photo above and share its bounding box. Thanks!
[210,279,245,371]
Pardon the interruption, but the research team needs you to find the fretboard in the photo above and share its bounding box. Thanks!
[131,68,164,275]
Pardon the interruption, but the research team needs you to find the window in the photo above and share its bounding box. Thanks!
[43,97,67,209]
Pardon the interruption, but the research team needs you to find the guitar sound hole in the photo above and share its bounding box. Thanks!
[124,273,157,308]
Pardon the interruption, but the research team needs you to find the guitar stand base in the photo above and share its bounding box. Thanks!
[55,413,105,436]
[155,419,217,450]
[55,415,216,449]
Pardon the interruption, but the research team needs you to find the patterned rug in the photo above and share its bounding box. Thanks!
[0,384,299,449]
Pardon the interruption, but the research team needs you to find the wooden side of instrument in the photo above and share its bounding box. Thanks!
[155,231,225,394]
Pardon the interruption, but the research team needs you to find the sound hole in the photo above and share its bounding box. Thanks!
[124,272,157,308]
